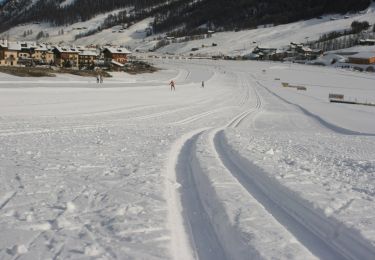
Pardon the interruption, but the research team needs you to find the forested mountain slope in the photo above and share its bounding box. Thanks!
[0,0,372,35]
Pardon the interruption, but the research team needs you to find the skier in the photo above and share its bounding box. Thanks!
[201,81,204,88]
[96,75,100,84]
[169,80,175,91]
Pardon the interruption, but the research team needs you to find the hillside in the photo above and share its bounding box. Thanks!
[154,4,375,56]
[0,0,372,35]
[1,2,375,59]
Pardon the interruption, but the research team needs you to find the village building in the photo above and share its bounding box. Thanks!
[53,46,80,68]
[78,50,98,69]
[19,42,52,66]
[0,41,9,65]
[287,42,322,60]
[348,52,375,65]
[18,42,34,62]
[359,39,375,46]
[32,44,54,65]
[0,41,21,66]
[252,46,278,60]
[103,47,131,68]
[0,41,55,66]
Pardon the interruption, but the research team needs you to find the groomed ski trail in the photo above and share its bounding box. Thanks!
[166,71,375,259]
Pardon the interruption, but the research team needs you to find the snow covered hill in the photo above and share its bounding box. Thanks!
[0,0,371,34]
[1,3,375,56]
[154,4,375,56]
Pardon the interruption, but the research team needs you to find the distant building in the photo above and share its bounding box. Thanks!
[53,47,80,67]
[0,41,133,70]
[359,39,375,46]
[103,47,131,66]
[0,41,21,66]
[348,52,375,65]
[287,42,322,60]
[32,44,54,65]
[18,42,35,61]
[78,50,98,69]
[242,52,260,60]
[252,46,277,60]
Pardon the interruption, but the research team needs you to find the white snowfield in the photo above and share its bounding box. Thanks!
[0,60,375,260]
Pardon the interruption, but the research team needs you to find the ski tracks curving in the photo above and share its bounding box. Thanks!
[166,71,375,259]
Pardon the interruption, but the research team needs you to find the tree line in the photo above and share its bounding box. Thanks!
[152,0,372,35]
[0,0,373,36]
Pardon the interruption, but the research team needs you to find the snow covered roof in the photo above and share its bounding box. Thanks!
[79,50,98,56]
[349,52,375,59]
[104,47,131,54]
[35,44,49,51]
[301,47,312,52]
[257,46,277,50]
[0,41,41,51]
[315,53,347,65]
[8,42,22,51]
[360,39,375,43]
[54,46,80,53]
[0,40,7,48]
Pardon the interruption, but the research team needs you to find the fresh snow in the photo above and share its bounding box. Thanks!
[0,59,375,259]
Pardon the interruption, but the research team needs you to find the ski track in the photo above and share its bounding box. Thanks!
[1,60,375,259]
[170,106,235,126]
[169,69,375,259]
[213,131,345,260]
[166,128,210,260]
[168,73,265,259]
[256,81,375,137]
[0,192,17,211]
[175,132,227,260]
[0,101,214,136]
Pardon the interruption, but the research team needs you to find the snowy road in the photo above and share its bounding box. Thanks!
[0,60,375,259]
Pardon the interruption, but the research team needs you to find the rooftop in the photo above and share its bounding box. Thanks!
[349,52,375,59]
[104,47,132,54]
[54,46,80,53]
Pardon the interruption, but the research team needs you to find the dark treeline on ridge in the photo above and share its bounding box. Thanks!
[0,0,372,35]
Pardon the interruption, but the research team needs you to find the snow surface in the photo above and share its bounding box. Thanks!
[0,59,375,259]
[2,3,375,56]
[60,0,76,7]
[0,8,134,45]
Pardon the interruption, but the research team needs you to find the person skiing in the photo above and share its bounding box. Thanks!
[96,75,100,84]
[169,80,175,91]
[201,81,204,88]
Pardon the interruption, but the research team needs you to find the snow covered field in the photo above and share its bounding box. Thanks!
[0,60,375,259]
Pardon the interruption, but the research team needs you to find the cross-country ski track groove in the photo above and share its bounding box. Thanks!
[167,74,375,259]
